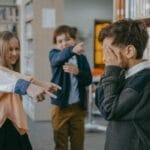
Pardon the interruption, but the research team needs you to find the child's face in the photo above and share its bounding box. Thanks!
[67,38,76,46]
[102,37,129,68]
[5,37,20,66]
[56,33,71,50]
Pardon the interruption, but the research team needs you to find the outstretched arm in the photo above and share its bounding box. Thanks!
[0,66,61,101]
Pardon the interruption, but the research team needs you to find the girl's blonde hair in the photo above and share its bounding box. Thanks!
[0,31,20,72]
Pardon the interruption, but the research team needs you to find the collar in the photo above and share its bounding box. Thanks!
[125,60,150,79]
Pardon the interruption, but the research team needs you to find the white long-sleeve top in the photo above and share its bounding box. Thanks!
[0,66,30,94]
[0,69,18,92]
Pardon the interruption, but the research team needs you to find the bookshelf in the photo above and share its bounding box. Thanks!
[113,0,150,59]
[125,0,150,20]
[113,0,125,21]
[22,0,34,75]
[0,3,18,33]
[113,0,150,21]
[17,0,64,121]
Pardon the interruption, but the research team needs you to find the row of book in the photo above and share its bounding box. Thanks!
[0,6,17,23]
[0,5,17,33]
[114,0,150,21]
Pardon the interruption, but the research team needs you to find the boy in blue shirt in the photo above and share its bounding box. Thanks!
[49,25,92,150]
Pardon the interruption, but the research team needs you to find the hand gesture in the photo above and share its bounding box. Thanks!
[103,46,124,68]
[63,62,79,75]
[31,78,61,101]
[31,78,61,93]
[26,84,45,102]
[72,42,84,55]
[26,79,61,102]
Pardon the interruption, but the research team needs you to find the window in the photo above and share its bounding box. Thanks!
[94,20,111,68]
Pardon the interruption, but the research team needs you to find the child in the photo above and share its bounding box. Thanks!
[0,30,32,150]
[95,19,150,150]
[49,25,92,150]
[0,31,60,150]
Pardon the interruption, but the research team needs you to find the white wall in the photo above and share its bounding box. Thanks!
[64,0,113,68]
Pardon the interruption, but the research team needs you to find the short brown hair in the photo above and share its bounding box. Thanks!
[99,19,149,59]
[53,25,71,44]
[69,27,78,40]
[53,25,78,44]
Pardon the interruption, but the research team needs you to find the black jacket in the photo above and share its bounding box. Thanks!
[49,47,92,109]
[95,64,150,150]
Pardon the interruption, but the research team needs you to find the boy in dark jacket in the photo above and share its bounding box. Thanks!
[95,19,150,150]
[49,25,92,150]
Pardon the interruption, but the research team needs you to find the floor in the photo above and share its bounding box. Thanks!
[28,115,107,150]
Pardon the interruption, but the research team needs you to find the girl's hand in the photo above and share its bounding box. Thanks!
[28,78,61,101]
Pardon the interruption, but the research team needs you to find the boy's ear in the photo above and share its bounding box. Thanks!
[125,45,137,59]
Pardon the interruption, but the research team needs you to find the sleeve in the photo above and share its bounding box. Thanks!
[14,79,30,95]
[0,69,18,93]
[49,47,74,67]
[0,69,30,95]
[95,65,146,121]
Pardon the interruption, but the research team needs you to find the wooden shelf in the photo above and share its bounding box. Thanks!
[0,20,18,24]
[113,0,150,60]
[0,3,17,7]
[25,15,34,22]
[113,0,150,21]
[135,17,150,27]
[25,36,34,40]
[0,4,18,33]
[23,0,34,76]
[18,0,64,121]
[24,0,32,5]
